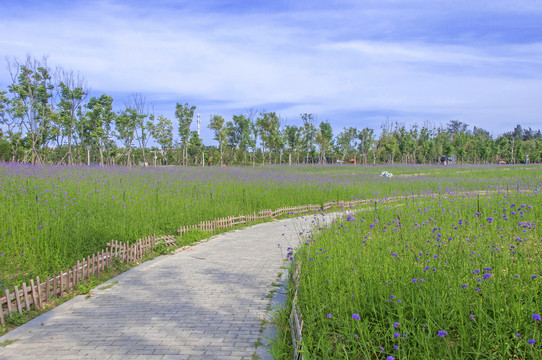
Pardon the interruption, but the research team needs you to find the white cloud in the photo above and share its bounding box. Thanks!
[0,0,541,140]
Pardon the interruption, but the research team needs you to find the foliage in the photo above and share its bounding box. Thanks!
[1,57,541,166]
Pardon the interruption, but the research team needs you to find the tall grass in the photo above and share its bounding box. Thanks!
[283,186,542,359]
[0,163,539,295]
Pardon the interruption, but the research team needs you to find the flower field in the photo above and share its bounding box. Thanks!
[0,161,540,336]
[285,178,542,359]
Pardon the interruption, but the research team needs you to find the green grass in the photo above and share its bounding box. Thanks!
[0,163,540,324]
[275,188,542,359]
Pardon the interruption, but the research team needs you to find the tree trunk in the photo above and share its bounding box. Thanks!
[127,147,132,167]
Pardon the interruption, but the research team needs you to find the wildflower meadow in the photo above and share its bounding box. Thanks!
[1,162,541,359]
[278,169,542,359]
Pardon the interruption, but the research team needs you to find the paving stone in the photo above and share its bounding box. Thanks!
[0,213,338,359]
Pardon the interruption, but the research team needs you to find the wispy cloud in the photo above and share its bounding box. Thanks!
[1,0,541,139]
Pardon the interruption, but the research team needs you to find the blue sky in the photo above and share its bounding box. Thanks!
[1,0,542,145]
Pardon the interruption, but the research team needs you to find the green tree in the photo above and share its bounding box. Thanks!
[0,91,24,162]
[7,56,55,164]
[208,114,227,165]
[86,94,115,165]
[317,121,333,163]
[187,131,204,165]
[131,94,153,165]
[57,71,88,164]
[175,103,196,166]
[115,107,138,166]
[232,114,253,163]
[284,125,301,165]
[151,115,173,152]
[358,127,374,165]
[256,112,281,164]
[300,113,317,163]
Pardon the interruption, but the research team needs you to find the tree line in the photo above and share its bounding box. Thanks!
[1,56,540,166]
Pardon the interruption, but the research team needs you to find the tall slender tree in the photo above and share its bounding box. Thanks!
[87,94,115,165]
[208,114,226,165]
[56,70,88,164]
[7,56,54,164]
[175,103,196,166]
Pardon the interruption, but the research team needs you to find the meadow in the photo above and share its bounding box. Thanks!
[278,171,542,359]
[0,162,539,305]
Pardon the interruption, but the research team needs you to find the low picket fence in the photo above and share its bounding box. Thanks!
[0,235,175,324]
[177,200,369,236]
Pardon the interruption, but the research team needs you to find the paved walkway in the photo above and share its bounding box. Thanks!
[0,212,337,360]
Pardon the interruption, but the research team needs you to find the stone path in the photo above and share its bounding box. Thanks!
[0,212,338,360]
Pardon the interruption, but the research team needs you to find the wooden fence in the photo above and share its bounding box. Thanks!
[177,201,368,236]
[0,235,175,324]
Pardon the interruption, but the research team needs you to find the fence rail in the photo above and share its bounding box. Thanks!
[0,235,175,324]
[177,200,370,237]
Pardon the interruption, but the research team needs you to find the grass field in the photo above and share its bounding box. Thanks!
[0,163,540,313]
[273,168,542,359]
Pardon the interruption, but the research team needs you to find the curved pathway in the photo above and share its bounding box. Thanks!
[0,212,338,360]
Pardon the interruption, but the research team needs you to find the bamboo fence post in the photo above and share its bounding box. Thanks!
[70,266,75,289]
[5,289,13,314]
[35,277,43,309]
[29,279,38,310]
[87,256,91,279]
[60,271,65,298]
[53,274,58,298]
[0,299,4,324]
[21,282,30,311]
[96,252,100,277]
[76,261,80,284]
[92,253,96,275]
[66,268,71,291]
[13,286,23,314]
[45,276,50,300]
